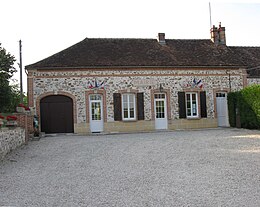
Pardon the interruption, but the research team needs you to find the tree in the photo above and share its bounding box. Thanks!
[5,81,21,112]
[0,43,17,112]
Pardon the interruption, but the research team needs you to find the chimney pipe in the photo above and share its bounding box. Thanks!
[218,22,226,45]
[210,22,226,45]
[210,25,218,44]
[158,33,166,45]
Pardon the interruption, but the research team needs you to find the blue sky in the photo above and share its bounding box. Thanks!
[1,0,260,90]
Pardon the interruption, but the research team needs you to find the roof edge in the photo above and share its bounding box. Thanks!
[25,65,245,70]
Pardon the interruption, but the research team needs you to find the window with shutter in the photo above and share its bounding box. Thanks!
[137,93,144,120]
[113,93,122,121]
[186,92,198,118]
[122,94,136,120]
[178,92,186,118]
[178,91,207,119]
[200,91,207,118]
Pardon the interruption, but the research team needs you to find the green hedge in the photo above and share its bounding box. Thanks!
[227,92,238,127]
[228,84,260,129]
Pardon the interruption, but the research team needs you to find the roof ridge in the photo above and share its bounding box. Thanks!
[83,37,212,41]
[229,46,260,48]
[84,37,155,40]
[166,39,210,41]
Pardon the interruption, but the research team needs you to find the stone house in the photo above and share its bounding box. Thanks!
[25,24,260,134]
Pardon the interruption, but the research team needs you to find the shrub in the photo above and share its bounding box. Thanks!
[227,92,239,127]
[241,84,260,125]
[228,84,260,129]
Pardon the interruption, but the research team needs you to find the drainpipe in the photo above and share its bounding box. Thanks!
[226,70,231,91]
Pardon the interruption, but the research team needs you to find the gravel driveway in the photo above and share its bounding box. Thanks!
[0,128,260,207]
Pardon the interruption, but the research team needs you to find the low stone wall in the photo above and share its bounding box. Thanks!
[0,127,25,160]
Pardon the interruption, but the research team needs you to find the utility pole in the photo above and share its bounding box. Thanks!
[209,2,212,28]
[19,40,23,103]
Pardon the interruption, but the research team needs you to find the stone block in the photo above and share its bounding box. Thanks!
[6,121,18,127]
[16,107,25,113]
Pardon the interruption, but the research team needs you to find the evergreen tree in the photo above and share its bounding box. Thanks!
[0,43,17,112]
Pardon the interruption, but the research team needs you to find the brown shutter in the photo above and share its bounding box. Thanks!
[178,92,186,119]
[200,91,207,118]
[137,93,144,120]
[113,93,122,121]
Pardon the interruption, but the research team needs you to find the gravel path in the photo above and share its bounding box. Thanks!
[0,128,260,207]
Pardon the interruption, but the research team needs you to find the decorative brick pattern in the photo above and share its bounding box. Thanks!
[85,90,107,123]
[150,89,171,121]
[27,76,34,107]
[29,67,248,133]
[248,78,260,85]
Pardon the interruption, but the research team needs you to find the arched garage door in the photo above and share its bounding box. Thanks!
[40,95,74,133]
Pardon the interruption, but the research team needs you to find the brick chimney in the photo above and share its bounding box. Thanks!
[158,33,166,45]
[210,22,226,45]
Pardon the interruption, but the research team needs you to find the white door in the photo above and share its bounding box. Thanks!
[216,92,229,127]
[154,94,168,130]
[89,94,104,132]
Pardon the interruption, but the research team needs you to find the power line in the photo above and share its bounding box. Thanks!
[19,40,23,103]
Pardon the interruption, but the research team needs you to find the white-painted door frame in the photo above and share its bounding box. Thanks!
[216,92,229,127]
[89,94,104,132]
[154,93,168,130]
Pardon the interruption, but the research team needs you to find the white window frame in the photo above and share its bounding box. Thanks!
[154,93,166,119]
[186,92,199,118]
[122,93,136,120]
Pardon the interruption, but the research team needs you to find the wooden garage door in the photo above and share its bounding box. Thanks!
[40,95,74,133]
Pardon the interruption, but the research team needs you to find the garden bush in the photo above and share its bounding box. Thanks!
[227,92,239,127]
[228,84,260,129]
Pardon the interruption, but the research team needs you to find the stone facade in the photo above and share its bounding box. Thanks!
[0,127,25,160]
[25,29,260,134]
[28,67,246,134]
[247,78,260,85]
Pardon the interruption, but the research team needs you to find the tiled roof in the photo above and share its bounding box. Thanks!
[25,37,260,77]
[229,46,260,77]
[25,38,244,69]
[164,39,242,67]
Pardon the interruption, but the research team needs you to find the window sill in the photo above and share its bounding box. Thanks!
[186,117,200,120]
[122,119,137,122]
